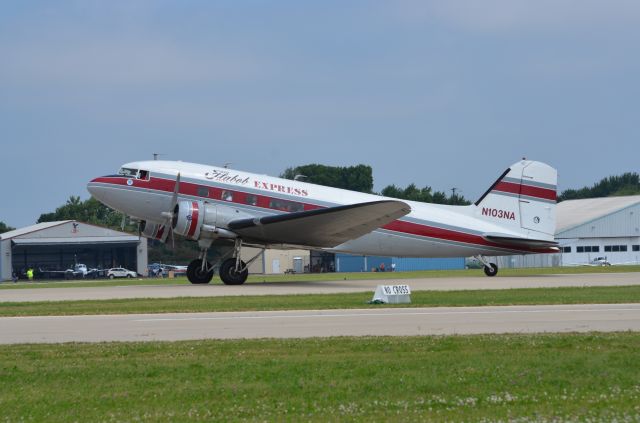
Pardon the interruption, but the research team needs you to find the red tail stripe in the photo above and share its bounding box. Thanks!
[493,181,556,201]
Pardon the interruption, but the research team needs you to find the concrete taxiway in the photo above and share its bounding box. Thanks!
[1,303,639,344]
[1,272,639,303]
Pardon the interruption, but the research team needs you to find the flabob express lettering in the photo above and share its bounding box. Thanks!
[482,207,516,220]
[205,170,250,185]
[255,180,308,197]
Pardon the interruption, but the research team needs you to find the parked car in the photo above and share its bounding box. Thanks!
[107,267,138,279]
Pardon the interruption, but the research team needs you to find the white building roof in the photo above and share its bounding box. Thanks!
[556,195,640,234]
[0,221,71,240]
[0,221,138,241]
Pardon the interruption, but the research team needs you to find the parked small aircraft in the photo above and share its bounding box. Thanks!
[87,159,558,285]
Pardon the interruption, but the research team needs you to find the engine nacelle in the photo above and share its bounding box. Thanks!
[140,221,169,243]
[172,200,250,240]
[172,201,203,240]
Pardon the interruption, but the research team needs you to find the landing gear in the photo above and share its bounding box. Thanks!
[186,238,262,285]
[483,263,498,277]
[218,239,259,285]
[187,258,214,284]
[219,258,249,285]
[475,255,499,277]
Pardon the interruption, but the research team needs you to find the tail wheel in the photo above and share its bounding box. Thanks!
[187,259,214,284]
[483,263,498,277]
[219,258,249,285]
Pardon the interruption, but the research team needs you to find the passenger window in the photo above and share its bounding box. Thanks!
[197,186,209,197]
[289,202,304,212]
[246,194,257,206]
[221,190,234,201]
[269,199,303,212]
[138,170,149,180]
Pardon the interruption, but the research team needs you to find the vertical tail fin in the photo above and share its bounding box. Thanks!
[475,160,557,238]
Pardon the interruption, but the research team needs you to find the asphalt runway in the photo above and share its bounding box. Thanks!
[1,272,639,303]
[2,304,639,344]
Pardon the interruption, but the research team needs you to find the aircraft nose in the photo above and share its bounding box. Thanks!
[87,176,106,201]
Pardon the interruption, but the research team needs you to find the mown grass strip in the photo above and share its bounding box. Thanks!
[1,333,639,421]
[2,265,640,290]
[2,285,640,317]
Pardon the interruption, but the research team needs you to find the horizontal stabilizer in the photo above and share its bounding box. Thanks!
[482,233,559,249]
[229,200,411,248]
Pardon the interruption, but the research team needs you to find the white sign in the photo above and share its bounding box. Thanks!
[371,284,411,304]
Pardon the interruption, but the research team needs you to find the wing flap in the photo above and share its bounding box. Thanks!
[228,200,411,248]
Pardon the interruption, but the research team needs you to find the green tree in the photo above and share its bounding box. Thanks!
[381,184,470,205]
[37,196,136,232]
[281,164,374,193]
[0,221,15,234]
[558,172,640,201]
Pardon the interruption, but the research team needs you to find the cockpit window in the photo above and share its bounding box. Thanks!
[138,170,149,180]
[119,168,138,177]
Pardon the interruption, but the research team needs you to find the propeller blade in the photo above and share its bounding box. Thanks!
[170,172,181,214]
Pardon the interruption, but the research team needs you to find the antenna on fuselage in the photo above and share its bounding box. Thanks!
[223,162,233,169]
[153,153,165,161]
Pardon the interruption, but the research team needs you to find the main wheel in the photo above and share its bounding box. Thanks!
[187,259,214,284]
[219,258,249,285]
[483,263,498,277]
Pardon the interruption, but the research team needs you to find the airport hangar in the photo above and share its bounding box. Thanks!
[0,221,147,281]
[489,195,640,268]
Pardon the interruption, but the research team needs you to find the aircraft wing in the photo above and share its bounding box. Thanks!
[228,200,411,248]
[482,233,559,249]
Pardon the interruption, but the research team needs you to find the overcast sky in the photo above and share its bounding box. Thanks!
[2,1,639,227]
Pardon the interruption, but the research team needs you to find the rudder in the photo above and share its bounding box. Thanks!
[475,160,557,238]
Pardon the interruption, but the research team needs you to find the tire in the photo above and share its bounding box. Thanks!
[187,259,214,284]
[483,263,498,277]
[219,258,248,285]
[127,274,132,278]
[109,274,115,279]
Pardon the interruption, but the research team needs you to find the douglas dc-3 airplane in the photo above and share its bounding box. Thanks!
[87,159,559,285]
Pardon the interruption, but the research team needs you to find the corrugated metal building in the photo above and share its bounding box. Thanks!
[335,254,465,273]
[0,221,148,281]
[489,195,640,268]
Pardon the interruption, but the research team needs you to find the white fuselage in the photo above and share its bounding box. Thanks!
[87,160,555,258]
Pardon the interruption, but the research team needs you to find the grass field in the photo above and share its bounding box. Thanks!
[2,285,640,317]
[1,333,639,422]
[2,265,640,290]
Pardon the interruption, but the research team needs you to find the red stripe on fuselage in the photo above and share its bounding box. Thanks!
[91,176,555,254]
[493,181,556,201]
[187,201,199,238]
[383,220,554,254]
